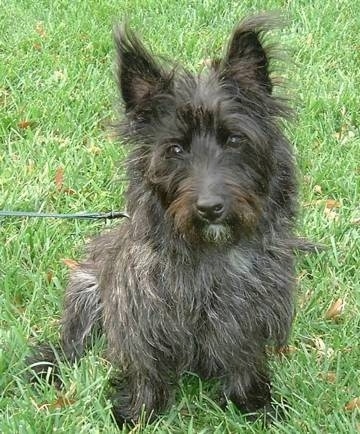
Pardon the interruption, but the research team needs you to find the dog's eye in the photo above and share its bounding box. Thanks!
[225,135,245,149]
[166,143,184,157]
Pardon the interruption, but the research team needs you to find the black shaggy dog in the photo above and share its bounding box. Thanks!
[30,14,303,426]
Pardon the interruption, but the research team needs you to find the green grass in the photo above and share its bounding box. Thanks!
[0,0,359,432]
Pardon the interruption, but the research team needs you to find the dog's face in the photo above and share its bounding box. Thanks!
[116,17,289,244]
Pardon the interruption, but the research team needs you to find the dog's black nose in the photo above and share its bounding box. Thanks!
[196,197,225,222]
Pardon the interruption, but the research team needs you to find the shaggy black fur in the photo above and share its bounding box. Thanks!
[29,14,303,426]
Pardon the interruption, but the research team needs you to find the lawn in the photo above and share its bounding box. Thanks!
[0,0,359,433]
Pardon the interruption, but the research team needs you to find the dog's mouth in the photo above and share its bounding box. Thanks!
[201,223,232,244]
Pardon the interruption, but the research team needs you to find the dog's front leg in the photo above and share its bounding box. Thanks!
[222,363,285,423]
[222,366,271,413]
[110,369,174,426]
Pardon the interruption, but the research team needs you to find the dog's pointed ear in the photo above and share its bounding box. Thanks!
[220,15,278,93]
[114,25,170,111]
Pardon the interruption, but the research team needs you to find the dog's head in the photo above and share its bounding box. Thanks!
[115,15,293,245]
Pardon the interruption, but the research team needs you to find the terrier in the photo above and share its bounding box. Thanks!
[30,14,303,425]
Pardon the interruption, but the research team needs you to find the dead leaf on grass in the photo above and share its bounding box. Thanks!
[46,270,54,283]
[333,125,356,145]
[303,198,341,210]
[312,337,334,359]
[62,258,79,269]
[37,394,76,411]
[325,298,345,320]
[54,168,76,195]
[55,167,64,191]
[320,371,337,383]
[49,395,76,410]
[62,187,76,195]
[18,119,34,129]
[345,397,360,411]
[325,199,341,209]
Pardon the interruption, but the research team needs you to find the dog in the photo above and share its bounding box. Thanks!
[29,14,303,426]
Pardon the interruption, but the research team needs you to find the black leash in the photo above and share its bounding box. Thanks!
[0,210,129,220]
